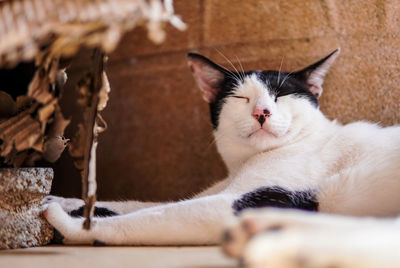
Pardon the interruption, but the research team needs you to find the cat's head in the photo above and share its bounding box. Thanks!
[187,50,339,157]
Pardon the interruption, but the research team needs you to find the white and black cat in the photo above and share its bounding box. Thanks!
[43,48,400,245]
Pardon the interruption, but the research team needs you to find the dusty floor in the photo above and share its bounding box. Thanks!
[0,245,236,268]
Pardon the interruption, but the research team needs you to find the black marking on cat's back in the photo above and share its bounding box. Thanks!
[232,186,318,215]
[93,240,108,246]
[70,206,118,218]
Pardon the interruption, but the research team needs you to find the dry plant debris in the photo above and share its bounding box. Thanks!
[0,0,185,230]
[69,50,109,229]
[0,0,186,69]
[0,55,69,167]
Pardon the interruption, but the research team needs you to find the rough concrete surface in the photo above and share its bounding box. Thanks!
[0,168,54,249]
[51,0,400,201]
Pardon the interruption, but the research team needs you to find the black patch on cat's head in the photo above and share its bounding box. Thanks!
[232,186,319,215]
[187,52,242,128]
[208,74,243,129]
[257,71,319,106]
[187,49,339,129]
[70,206,118,218]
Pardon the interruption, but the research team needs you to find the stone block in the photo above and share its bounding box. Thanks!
[324,0,379,35]
[320,36,400,126]
[383,0,400,34]
[204,0,332,46]
[0,168,54,249]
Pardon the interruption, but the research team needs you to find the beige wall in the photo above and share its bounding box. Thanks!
[51,0,400,200]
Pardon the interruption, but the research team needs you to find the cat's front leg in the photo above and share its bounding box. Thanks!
[42,195,84,213]
[44,193,237,245]
[42,195,161,215]
[43,202,92,244]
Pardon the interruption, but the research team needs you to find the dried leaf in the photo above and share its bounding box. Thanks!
[43,136,69,163]
[37,99,57,133]
[0,113,43,157]
[0,91,17,118]
[95,114,107,134]
[16,96,34,112]
[69,123,86,171]
[27,57,59,104]
[55,69,68,91]
[0,52,69,166]
[97,72,110,112]
[43,106,71,163]
[47,106,71,138]
[76,73,92,107]
[7,150,29,168]
[23,152,43,167]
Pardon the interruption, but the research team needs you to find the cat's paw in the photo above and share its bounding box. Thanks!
[242,230,315,268]
[222,208,327,258]
[242,227,370,268]
[42,195,84,213]
[43,202,94,244]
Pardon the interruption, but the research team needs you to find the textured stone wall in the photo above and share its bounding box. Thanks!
[0,168,54,249]
[52,0,400,200]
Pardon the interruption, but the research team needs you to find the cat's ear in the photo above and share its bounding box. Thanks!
[187,53,229,103]
[295,48,340,98]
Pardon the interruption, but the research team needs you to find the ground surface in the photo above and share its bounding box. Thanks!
[0,245,236,268]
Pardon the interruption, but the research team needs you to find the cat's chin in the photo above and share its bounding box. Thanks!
[247,128,290,151]
[246,129,286,150]
[248,128,278,138]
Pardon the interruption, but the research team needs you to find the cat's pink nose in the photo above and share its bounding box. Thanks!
[253,108,271,126]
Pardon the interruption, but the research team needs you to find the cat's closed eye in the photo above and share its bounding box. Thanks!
[231,95,250,103]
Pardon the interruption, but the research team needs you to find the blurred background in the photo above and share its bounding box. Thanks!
[51,0,400,201]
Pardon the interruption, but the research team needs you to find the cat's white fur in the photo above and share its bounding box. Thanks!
[224,208,400,268]
[43,50,400,247]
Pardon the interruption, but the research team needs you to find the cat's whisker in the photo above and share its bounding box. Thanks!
[235,55,246,81]
[277,56,284,85]
[208,49,240,84]
[225,73,242,86]
[265,78,272,92]
[222,67,241,87]
[279,71,293,89]
[215,49,242,82]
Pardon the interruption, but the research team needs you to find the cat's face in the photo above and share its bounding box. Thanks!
[187,50,339,152]
[217,72,315,150]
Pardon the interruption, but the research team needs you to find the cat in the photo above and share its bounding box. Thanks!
[42,48,400,245]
